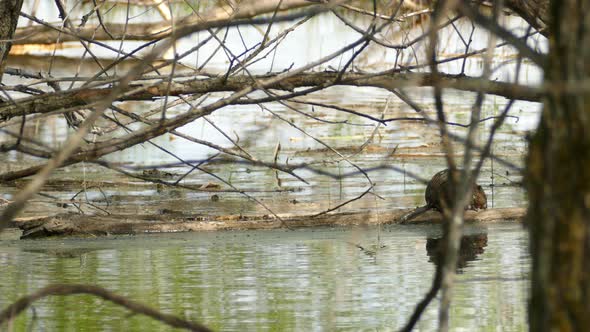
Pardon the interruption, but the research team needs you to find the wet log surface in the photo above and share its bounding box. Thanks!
[5,207,525,239]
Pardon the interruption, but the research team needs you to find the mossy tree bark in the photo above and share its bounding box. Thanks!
[0,0,23,83]
[526,1,590,331]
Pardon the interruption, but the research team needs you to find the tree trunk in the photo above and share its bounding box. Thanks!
[0,0,23,83]
[505,0,550,35]
[526,1,590,331]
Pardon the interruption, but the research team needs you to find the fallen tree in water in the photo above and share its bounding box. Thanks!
[8,207,525,239]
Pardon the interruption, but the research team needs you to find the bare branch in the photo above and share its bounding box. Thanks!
[0,284,212,332]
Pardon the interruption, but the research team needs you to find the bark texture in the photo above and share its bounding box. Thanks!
[526,1,590,331]
[0,0,24,82]
[505,0,550,34]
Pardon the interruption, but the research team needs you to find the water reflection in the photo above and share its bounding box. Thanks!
[426,233,488,272]
[0,223,529,331]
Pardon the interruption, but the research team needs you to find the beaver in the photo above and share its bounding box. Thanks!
[399,169,487,223]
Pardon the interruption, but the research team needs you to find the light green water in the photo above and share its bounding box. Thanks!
[0,223,529,331]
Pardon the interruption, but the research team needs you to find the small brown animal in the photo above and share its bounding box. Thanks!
[426,169,487,211]
[400,169,487,223]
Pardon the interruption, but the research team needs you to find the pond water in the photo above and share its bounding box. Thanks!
[0,223,529,331]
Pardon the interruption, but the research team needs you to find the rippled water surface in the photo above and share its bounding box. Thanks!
[0,223,529,331]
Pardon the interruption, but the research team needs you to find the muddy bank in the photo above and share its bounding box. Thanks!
[4,208,525,239]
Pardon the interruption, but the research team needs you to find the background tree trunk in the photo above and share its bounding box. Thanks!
[505,0,550,34]
[0,0,23,83]
[526,1,590,331]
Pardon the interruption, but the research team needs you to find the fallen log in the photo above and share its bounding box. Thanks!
[5,207,526,239]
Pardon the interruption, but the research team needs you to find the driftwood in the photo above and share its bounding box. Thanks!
[6,207,525,239]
